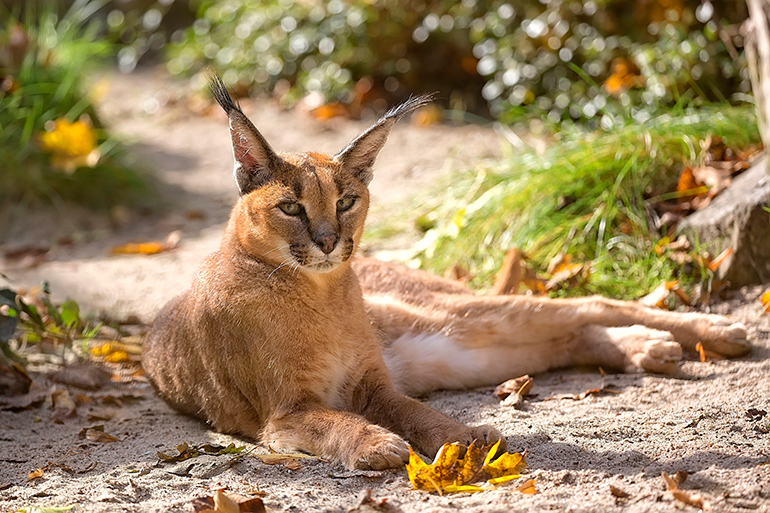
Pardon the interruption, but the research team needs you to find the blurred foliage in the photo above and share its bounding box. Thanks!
[0,0,150,209]
[165,0,749,125]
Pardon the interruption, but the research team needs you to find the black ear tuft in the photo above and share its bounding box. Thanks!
[207,70,282,195]
[382,93,436,121]
[334,93,436,186]
[207,69,242,116]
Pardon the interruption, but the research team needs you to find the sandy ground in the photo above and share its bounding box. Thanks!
[1,69,769,512]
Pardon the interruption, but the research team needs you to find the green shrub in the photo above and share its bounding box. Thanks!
[0,0,150,210]
[167,0,749,124]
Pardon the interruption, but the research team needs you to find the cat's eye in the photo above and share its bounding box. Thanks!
[278,202,302,216]
[336,197,356,212]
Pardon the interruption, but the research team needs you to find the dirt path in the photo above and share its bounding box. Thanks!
[1,68,769,512]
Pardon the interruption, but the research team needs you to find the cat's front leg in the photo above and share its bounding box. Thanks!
[354,370,506,458]
[262,403,410,470]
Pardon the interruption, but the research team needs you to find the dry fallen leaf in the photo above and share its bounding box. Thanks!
[110,230,181,256]
[27,468,44,481]
[85,428,120,443]
[609,484,631,498]
[494,375,534,409]
[254,446,315,469]
[191,489,266,513]
[513,478,537,494]
[89,340,142,364]
[406,440,526,494]
[676,167,708,203]
[638,280,680,309]
[545,254,590,291]
[761,289,770,314]
[695,342,707,363]
[662,471,711,511]
[158,442,245,462]
[491,248,523,296]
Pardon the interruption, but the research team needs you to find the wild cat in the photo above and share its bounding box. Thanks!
[142,73,750,470]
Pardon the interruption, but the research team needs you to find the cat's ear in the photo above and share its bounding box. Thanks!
[334,93,434,186]
[208,72,282,195]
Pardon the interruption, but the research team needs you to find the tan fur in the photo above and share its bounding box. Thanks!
[143,77,750,470]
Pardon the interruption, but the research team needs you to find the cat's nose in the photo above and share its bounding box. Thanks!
[314,232,339,254]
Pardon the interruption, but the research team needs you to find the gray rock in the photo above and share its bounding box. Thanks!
[678,155,770,287]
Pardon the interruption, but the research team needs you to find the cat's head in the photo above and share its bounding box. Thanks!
[209,73,431,276]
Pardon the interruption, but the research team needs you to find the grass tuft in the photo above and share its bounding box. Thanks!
[369,105,761,299]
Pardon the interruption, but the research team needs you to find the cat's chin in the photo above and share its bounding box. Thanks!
[305,260,343,273]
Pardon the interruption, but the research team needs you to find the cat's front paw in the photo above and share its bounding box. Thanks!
[351,428,410,470]
[461,424,506,452]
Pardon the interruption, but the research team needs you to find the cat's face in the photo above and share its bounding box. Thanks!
[239,152,370,275]
[208,71,431,277]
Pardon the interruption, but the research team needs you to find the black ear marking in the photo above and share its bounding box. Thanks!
[207,70,283,195]
[334,93,436,186]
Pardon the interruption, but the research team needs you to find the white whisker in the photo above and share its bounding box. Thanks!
[262,244,289,257]
[267,258,292,280]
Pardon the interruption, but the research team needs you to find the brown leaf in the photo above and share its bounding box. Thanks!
[609,484,631,498]
[192,489,266,513]
[662,471,679,490]
[513,478,537,494]
[522,265,547,295]
[79,424,120,443]
[495,375,534,409]
[27,468,44,481]
[491,248,523,296]
[671,490,711,511]
[85,428,120,443]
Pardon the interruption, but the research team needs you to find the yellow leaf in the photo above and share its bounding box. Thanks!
[695,342,706,363]
[38,117,100,172]
[406,440,527,494]
[483,446,525,479]
[104,350,129,363]
[761,289,770,314]
[110,242,167,255]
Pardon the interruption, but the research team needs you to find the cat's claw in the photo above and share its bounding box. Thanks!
[352,431,410,470]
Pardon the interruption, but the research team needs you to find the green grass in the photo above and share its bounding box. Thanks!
[367,105,761,299]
